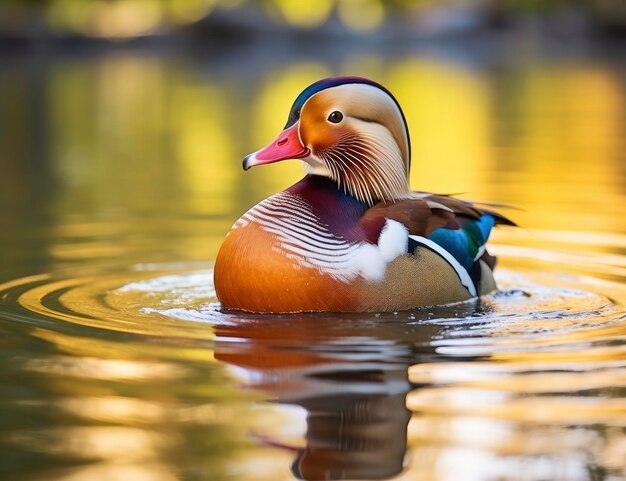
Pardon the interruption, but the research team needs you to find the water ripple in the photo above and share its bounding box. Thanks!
[0,261,625,481]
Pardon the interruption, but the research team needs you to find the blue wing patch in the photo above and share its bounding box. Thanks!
[428,215,494,270]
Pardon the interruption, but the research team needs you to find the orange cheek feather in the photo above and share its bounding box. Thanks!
[302,120,341,153]
[299,97,346,153]
[214,222,360,313]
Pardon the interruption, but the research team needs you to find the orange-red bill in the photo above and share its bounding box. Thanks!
[243,122,310,170]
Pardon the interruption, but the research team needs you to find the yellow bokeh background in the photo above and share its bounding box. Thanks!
[1,52,624,279]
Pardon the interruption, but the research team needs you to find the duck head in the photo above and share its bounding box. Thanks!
[243,77,412,205]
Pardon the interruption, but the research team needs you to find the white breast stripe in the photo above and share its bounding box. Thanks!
[474,244,486,261]
[409,235,477,297]
[233,193,409,283]
[248,208,345,244]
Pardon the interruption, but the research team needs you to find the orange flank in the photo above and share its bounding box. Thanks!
[214,221,360,313]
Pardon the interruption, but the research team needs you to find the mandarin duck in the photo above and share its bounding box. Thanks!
[214,77,514,313]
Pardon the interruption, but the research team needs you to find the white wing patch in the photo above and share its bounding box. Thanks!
[378,218,409,262]
[233,193,408,283]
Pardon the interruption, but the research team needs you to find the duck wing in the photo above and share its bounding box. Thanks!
[360,194,516,271]
[414,192,518,228]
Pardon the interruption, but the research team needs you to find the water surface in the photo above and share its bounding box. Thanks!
[0,43,625,481]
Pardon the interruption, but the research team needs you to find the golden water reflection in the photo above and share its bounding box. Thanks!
[2,52,624,281]
[2,264,624,480]
[1,47,625,481]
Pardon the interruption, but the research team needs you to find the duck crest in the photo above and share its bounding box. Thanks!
[284,77,411,165]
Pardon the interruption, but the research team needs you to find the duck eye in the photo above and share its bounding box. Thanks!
[327,111,343,124]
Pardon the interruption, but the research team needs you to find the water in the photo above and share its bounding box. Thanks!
[1,41,625,481]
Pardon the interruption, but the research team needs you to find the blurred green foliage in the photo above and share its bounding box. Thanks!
[0,0,624,39]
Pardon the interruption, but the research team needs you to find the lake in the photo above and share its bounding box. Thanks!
[0,39,625,481]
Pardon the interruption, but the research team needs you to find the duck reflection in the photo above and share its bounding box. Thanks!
[288,378,410,480]
[213,302,485,480]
